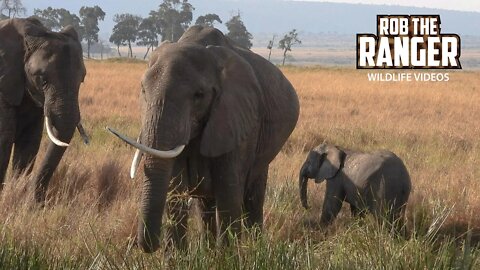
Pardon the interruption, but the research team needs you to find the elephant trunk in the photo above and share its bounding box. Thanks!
[299,164,310,209]
[138,157,174,253]
[34,111,78,203]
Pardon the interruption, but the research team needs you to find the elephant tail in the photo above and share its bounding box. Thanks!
[299,167,309,209]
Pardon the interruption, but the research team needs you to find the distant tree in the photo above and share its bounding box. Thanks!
[33,7,83,39]
[267,35,276,61]
[137,16,159,59]
[278,29,301,66]
[33,7,56,29]
[150,0,194,42]
[110,13,141,58]
[225,13,252,49]
[0,0,25,18]
[91,40,111,59]
[79,5,105,59]
[195,13,222,27]
[97,40,105,59]
[109,30,124,57]
[57,8,83,37]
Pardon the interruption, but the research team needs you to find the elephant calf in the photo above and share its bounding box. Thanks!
[299,143,411,227]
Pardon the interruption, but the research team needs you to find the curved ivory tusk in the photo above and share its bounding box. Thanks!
[106,127,185,159]
[130,147,142,179]
[76,122,90,145]
[45,117,69,147]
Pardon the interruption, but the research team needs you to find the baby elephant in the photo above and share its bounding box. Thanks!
[299,143,411,226]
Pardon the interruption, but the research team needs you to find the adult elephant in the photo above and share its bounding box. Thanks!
[108,26,299,252]
[0,18,88,203]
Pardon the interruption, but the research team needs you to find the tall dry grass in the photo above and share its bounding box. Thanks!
[0,61,479,268]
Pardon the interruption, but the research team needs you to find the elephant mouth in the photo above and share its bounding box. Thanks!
[45,117,90,147]
[106,127,185,178]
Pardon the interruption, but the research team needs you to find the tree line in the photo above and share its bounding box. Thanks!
[28,0,253,59]
[108,0,253,59]
[2,0,301,64]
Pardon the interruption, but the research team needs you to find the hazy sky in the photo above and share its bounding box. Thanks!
[297,0,480,12]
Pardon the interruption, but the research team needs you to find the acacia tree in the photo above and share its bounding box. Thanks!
[278,29,301,66]
[195,13,222,27]
[111,13,141,58]
[0,0,25,18]
[33,7,84,39]
[33,7,60,30]
[150,0,194,42]
[137,16,159,59]
[225,13,252,49]
[267,35,276,61]
[79,5,105,58]
[109,30,124,57]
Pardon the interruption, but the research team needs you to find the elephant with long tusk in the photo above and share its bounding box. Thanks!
[0,18,89,202]
[107,25,299,253]
[46,117,90,147]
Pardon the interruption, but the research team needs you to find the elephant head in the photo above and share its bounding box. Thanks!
[0,18,88,201]
[24,20,87,142]
[108,42,261,252]
[299,144,345,209]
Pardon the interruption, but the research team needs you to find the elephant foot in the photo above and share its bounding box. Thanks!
[302,218,321,230]
[34,187,49,207]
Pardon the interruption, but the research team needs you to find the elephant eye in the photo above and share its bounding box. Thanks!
[34,75,48,88]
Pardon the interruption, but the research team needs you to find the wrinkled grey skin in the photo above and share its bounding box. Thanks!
[0,18,86,202]
[300,144,411,226]
[129,26,299,253]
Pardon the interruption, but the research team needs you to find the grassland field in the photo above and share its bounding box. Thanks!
[0,59,479,269]
[113,46,480,68]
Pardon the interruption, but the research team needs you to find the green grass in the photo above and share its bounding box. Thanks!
[1,172,479,269]
[1,207,478,269]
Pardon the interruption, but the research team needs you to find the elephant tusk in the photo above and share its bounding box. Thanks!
[130,148,143,179]
[106,127,185,159]
[45,117,69,147]
[76,122,90,145]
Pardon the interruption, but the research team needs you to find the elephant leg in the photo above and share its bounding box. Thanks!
[350,204,366,218]
[350,204,359,216]
[0,106,16,187]
[243,168,268,232]
[199,197,217,240]
[320,181,345,226]
[12,108,43,176]
[166,167,189,250]
[394,205,408,237]
[166,196,189,250]
[384,201,407,236]
[211,155,243,245]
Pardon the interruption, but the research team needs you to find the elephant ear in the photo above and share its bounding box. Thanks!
[0,23,28,105]
[316,145,345,181]
[200,46,260,157]
[0,49,24,105]
[0,20,49,106]
[60,25,79,41]
[24,21,49,59]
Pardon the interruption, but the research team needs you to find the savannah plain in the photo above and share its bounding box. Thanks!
[0,59,479,268]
